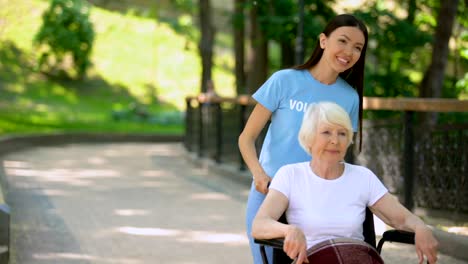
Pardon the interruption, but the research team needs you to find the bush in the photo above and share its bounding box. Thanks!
[34,0,94,79]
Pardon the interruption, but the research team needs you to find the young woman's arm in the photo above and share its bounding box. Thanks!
[370,193,439,264]
[238,103,272,194]
[252,189,309,264]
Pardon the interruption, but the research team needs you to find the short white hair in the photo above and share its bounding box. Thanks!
[298,101,354,155]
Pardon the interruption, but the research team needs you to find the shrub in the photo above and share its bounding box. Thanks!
[34,0,94,79]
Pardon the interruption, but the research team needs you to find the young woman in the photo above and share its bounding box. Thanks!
[238,14,368,263]
[252,102,438,264]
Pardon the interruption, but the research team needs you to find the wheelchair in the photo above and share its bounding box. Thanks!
[254,208,416,264]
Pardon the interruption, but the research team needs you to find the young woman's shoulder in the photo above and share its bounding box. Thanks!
[270,68,304,80]
[336,77,356,90]
[335,77,360,101]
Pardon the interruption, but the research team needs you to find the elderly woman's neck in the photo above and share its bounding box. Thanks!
[309,160,344,180]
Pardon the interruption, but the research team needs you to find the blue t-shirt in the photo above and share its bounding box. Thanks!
[252,69,359,178]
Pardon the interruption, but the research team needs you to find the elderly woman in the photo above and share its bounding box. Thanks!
[251,102,438,264]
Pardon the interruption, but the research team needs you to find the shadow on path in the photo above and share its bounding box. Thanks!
[0,143,250,264]
[0,142,467,264]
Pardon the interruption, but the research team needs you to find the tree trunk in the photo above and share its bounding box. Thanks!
[246,3,268,94]
[419,0,458,98]
[233,0,246,95]
[198,0,215,93]
[295,0,305,65]
[418,0,459,125]
[406,0,417,24]
[281,41,295,68]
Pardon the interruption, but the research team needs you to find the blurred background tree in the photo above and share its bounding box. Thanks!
[198,0,215,93]
[231,0,465,99]
[0,0,465,135]
[34,0,94,80]
[210,0,465,121]
[6,0,467,101]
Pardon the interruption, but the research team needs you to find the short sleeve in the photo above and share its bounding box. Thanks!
[367,171,388,206]
[252,71,285,112]
[269,165,291,199]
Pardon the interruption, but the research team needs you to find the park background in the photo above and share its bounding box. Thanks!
[0,0,466,137]
[0,0,467,262]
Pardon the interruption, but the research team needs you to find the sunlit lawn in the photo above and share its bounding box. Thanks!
[0,0,236,136]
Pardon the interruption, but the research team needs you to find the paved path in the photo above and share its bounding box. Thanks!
[0,142,466,264]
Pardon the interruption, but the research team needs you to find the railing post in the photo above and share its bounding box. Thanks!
[215,102,222,163]
[198,102,204,157]
[403,111,415,211]
[184,98,192,151]
[0,204,9,264]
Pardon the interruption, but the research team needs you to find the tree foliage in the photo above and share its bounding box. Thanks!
[34,0,94,79]
[169,0,466,102]
[354,5,433,98]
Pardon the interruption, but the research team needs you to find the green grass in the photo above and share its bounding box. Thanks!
[0,0,235,136]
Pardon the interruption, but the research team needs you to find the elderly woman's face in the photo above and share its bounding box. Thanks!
[310,122,349,163]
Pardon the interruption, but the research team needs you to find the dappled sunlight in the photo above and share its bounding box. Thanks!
[446,226,468,236]
[180,231,248,245]
[140,170,166,178]
[42,188,69,196]
[2,143,251,262]
[116,226,248,245]
[190,192,230,201]
[241,189,250,196]
[207,214,228,221]
[101,145,181,159]
[140,169,177,181]
[35,103,50,113]
[147,145,181,157]
[117,226,181,237]
[189,167,211,177]
[102,148,134,157]
[74,169,118,178]
[138,181,165,187]
[3,160,30,168]
[55,159,77,167]
[5,167,119,178]
[33,252,142,263]
[4,167,121,186]
[87,156,108,165]
[114,209,150,216]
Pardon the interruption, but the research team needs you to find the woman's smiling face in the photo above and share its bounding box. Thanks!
[319,26,365,74]
[309,122,350,163]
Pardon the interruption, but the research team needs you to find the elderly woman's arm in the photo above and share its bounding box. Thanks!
[252,189,309,264]
[370,193,439,264]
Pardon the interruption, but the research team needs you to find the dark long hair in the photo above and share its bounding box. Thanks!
[294,14,368,151]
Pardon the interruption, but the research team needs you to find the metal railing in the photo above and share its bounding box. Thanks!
[185,95,468,215]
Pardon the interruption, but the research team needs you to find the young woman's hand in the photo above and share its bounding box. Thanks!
[283,225,309,264]
[415,226,438,264]
[253,172,271,194]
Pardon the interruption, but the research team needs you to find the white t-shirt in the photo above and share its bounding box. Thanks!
[270,162,388,249]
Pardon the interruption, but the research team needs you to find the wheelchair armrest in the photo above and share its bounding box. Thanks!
[254,238,285,249]
[254,238,286,264]
[376,229,415,253]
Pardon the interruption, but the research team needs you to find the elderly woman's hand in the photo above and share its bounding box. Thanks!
[415,226,438,264]
[283,225,309,264]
